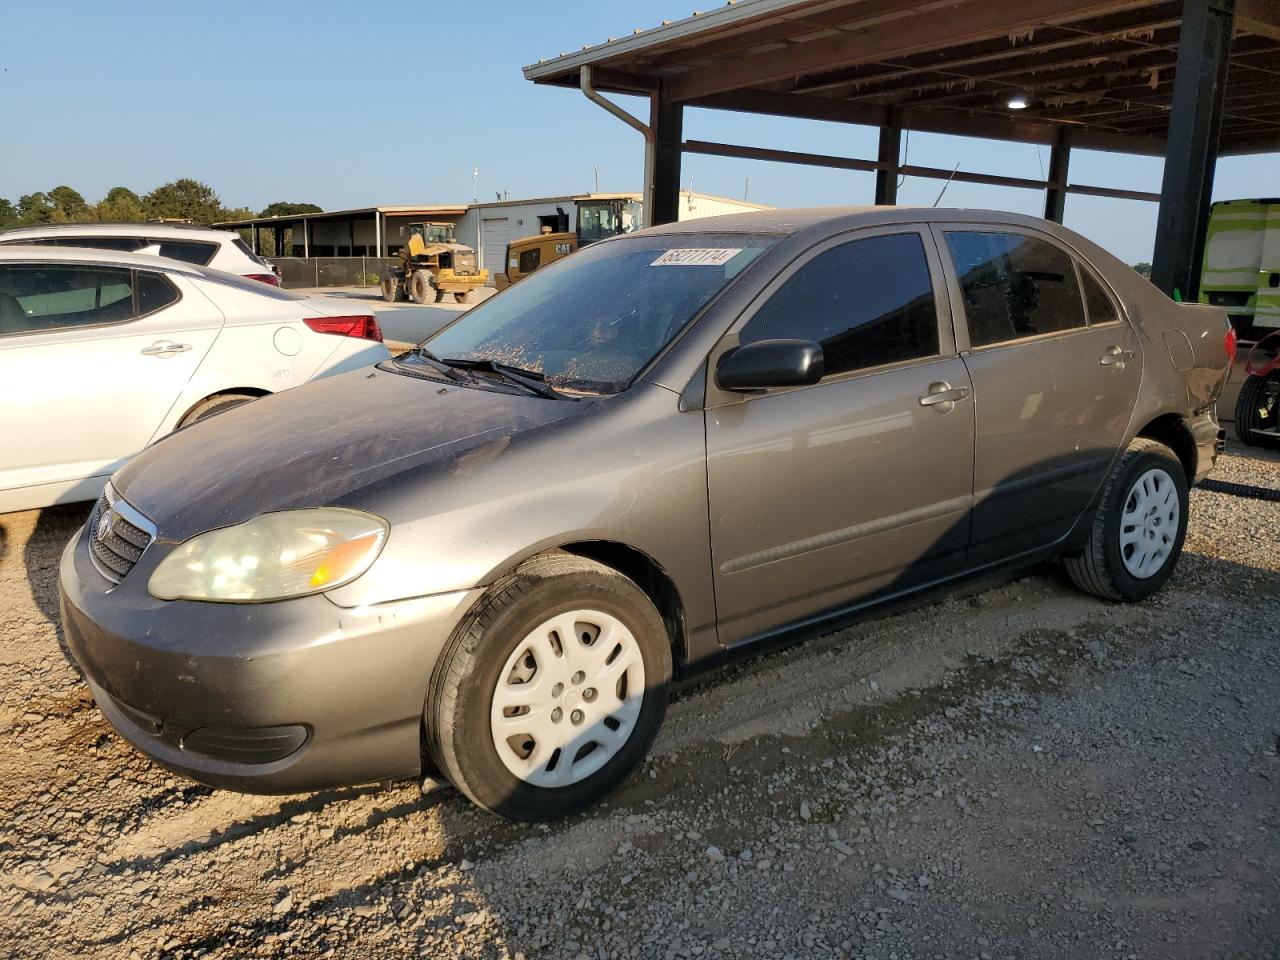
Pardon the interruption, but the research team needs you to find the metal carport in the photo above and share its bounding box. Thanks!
[524,0,1280,299]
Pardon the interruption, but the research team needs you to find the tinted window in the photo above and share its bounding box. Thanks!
[142,238,217,266]
[1080,268,1119,325]
[519,247,541,274]
[6,236,145,252]
[137,271,181,315]
[739,233,939,376]
[0,264,137,336]
[945,232,1086,347]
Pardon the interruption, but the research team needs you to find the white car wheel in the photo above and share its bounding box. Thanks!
[1118,467,1180,579]
[489,609,645,788]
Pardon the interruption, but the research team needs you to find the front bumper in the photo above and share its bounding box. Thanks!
[59,522,482,794]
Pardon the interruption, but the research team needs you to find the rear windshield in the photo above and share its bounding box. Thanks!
[232,236,270,267]
[421,233,776,395]
[194,268,304,300]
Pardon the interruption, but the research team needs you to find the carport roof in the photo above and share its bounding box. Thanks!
[523,0,1280,155]
[214,204,468,228]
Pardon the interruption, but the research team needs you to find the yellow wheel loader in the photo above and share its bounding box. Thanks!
[382,222,488,305]
[494,196,641,290]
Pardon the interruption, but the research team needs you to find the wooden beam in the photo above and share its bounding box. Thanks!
[668,0,1155,102]
[1237,0,1280,41]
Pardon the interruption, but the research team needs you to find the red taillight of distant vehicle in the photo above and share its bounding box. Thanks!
[1224,325,1238,365]
[303,315,384,342]
[244,273,282,287]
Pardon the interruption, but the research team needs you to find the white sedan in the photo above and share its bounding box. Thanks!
[0,246,390,513]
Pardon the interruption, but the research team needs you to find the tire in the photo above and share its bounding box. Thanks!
[453,291,470,304]
[177,392,258,429]
[409,269,434,305]
[380,274,399,303]
[1233,371,1280,448]
[1064,438,1189,602]
[427,551,672,820]
[434,289,446,304]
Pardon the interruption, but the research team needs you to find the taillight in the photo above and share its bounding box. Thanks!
[1225,326,1238,364]
[303,315,383,342]
[245,273,281,287]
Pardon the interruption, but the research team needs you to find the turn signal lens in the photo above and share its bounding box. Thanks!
[148,508,388,602]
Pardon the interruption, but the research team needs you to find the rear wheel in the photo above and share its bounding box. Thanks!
[409,269,434,305]
[380,274,399,303]
[453,291,470,304]
[427,552,671,820]
[1064,438,1188,602]
[177,392,258,429]
[1233,371,1280,448]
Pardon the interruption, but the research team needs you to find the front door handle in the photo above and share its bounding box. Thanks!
[141,340,192,357]
[1099,344,1135,367]
[919,381,970,413]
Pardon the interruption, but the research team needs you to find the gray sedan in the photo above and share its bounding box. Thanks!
[59,208,1234,820]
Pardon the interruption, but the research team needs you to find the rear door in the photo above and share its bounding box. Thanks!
[481,219,509,282]
[0,262,222,504]
[703,226,975,645]
[936,226,1142,564]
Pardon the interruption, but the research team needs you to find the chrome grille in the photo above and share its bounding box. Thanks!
[88,485,156,584]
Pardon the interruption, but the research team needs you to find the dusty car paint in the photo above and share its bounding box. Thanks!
[60,207,1232,796]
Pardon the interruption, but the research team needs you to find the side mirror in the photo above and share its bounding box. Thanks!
[715,339,824,392]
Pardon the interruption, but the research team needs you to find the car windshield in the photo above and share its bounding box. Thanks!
[418,234,775,395]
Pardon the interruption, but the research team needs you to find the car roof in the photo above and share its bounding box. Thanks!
[638,206,1078,239]
[0,243,209,276]
[0,222,233,242]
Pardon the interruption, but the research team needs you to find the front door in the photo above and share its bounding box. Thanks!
[0,262,221,506]
[936,227,1143,563]
[704,227,976,646]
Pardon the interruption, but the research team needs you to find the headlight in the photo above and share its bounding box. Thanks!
[148,508,388,602]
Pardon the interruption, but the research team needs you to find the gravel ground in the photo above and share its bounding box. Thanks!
[1,444,1277,960]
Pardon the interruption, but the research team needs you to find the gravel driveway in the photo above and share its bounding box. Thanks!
[1,445,1276,960]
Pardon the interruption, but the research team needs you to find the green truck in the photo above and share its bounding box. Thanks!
[1200,198,1280,446]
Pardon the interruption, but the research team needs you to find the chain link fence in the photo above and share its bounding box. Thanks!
[274,257,399,289]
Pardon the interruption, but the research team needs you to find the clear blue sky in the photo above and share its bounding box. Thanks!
[1,1,1275,265]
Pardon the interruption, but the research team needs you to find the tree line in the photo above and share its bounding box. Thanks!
[0,179,320,254]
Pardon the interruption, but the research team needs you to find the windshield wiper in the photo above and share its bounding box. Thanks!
[404,346,470,383]
[440,358,566,400]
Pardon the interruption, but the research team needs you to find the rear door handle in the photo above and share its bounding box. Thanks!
[919,381,970,413]
[1099,345,1135,366]
[141,340,191,357]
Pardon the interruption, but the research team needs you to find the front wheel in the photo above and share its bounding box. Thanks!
[1233,371,1280,448]
[453,291,470,304]
[427,552,671,820]
[1064,438,1188,602]
[409,269,434,305]
[380,274,400,303]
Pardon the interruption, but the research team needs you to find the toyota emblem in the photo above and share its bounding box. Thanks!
[96,512,113,542]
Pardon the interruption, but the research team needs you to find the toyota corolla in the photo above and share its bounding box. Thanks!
[59,208,1234,820]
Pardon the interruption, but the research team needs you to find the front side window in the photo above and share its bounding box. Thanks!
[419,234,775,395]
[0,264,144,336]
[518,247,541,274]
[738,232,940,377]
[945,231,1086,347]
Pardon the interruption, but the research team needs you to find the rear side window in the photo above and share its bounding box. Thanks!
[1080,268,1120,325]
[945,232,1086,347]
[142,238,218,266]
[137,271,181,315]
[739,232,940,376]
[0,264,143,336]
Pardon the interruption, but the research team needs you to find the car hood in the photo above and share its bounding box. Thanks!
[113,367,589,541]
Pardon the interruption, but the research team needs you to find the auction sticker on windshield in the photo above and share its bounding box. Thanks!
[650,248,743,266]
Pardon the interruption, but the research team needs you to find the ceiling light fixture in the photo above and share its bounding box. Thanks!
[1007,93,1029,110]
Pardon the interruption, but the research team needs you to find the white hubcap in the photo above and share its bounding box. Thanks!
[1119,467,1179,579]
[490,609,645,788]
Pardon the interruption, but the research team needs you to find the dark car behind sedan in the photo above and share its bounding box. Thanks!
[60,208,1234,820]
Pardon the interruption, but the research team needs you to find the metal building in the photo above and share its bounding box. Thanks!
[524,0,1280,300]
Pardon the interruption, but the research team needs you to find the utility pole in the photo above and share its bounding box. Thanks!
[472,167,478,204]
[594,164,599,194]
[743,177,749,201]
